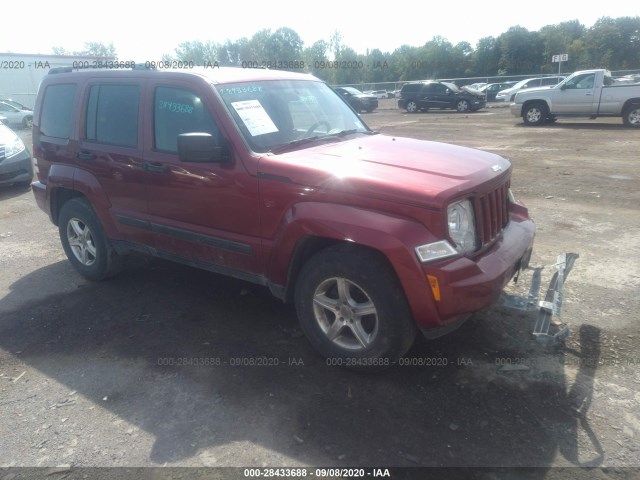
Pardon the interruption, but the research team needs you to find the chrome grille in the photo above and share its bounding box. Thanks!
[477,182,510,245]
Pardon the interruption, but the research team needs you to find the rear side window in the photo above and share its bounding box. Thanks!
[40,84,77,139]
[85,84,140,147]
[401,84,422,93]
[153,87,219,153]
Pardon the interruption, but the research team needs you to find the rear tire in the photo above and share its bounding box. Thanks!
[622,104,640,128]
[405,101,418,113]
[294,245,416,367]
[58,198,123,281]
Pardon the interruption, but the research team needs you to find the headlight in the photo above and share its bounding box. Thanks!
[447,199,477,253]
[0,126,26,158]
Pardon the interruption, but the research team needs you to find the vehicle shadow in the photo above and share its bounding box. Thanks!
[0,260,603,471]
[0,182,32,202]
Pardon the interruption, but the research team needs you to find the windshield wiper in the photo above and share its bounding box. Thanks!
[329,129,379,137]
[269,135,325,154]
[269,130,377,154]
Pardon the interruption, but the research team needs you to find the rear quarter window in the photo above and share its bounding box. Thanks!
[40,84,77,139]
[401,84,422,93]
[85,84,140,147]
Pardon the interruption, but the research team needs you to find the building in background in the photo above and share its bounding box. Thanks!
[0,53,116,108]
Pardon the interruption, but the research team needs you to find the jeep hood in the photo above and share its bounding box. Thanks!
[258,134,511,208]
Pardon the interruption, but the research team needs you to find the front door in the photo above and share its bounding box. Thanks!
[551,73,597,115]
[141,82,262,277]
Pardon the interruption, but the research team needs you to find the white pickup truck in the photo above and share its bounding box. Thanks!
[510,69,640,127]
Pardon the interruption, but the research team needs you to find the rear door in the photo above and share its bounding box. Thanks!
[77,79,153,246]
[141,80,262,276]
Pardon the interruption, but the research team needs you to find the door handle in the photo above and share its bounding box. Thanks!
[143,162,170,173]
[76,151,96,161]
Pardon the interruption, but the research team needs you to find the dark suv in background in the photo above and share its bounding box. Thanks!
[334,87,378,113]
[398,81,486,113]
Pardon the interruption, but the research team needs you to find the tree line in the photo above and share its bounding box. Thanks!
[55,17,640,84]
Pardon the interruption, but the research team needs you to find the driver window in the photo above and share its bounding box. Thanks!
[565,74,595,90]
[154,87,219,153]
[576,74,595,89]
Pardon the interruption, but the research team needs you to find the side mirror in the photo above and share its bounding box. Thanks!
[560,84,567,90]
[177,133,230,163]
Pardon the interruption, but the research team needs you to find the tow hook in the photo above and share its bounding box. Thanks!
[500,253,579,346]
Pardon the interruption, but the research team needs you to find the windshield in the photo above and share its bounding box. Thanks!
[217,80,369,153]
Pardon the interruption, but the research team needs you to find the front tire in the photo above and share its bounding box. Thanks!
[623,104,640,128]
[58,198,123,281]
[294,245,417,366]
[456,99,470,112]
[523,102,548,126]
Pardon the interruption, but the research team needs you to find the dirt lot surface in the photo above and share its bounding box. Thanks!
[1,103,639,479]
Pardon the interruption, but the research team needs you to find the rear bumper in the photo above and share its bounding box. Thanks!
[31,180,51,218]
[419,217,536,326]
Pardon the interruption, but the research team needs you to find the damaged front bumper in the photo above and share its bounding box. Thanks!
[500,252,579,345]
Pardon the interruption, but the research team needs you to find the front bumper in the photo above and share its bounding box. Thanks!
[510,103,523,117]
[0,150,33,186]
[421,218,536,323]
[470,99,486,109]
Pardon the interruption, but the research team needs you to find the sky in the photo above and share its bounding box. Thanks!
[2,1,638,61]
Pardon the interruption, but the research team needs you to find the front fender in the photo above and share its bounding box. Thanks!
[265,202,443,327]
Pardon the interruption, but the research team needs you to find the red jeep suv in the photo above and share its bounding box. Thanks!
[31,66,535,364]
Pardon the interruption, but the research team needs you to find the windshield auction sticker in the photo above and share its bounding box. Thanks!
[230,100,278,136]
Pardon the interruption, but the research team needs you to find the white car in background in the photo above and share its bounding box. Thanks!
[0,101,34,128]
[371,90,388,99]
[496,76,565,102]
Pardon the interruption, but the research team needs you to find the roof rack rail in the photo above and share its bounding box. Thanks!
[132,63,156,70]
[48,67,74,75]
